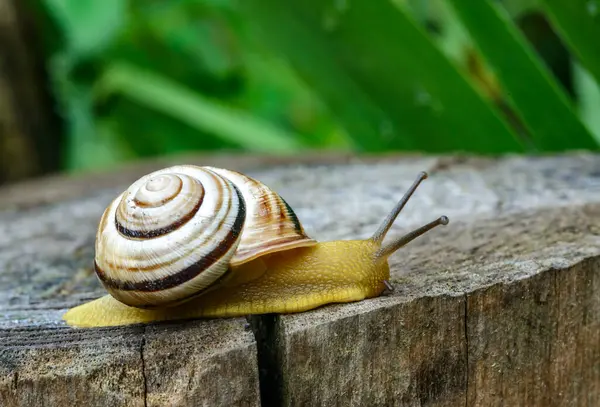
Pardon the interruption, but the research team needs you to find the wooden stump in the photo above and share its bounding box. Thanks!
[0,153,599,406]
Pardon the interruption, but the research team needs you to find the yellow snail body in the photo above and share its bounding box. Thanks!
[63,165,448,328]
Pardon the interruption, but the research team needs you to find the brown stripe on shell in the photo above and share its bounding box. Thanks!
[277,196,286,235]
[132,178,183,208]
[114,174,203,236]
[211,167,316,266]
[280,197,305,235]
[103,171,223,271]
[115,191,204,239]
[133,264,235,309]
[96,183,246,292]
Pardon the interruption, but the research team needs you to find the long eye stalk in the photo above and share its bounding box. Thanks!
[371,171,429,242]
[371,171,449,259]
[377,216,448,259]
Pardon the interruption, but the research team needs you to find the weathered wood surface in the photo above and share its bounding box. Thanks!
[0,153,599,406]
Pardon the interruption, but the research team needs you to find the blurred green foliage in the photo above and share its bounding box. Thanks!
[30,0,600,172]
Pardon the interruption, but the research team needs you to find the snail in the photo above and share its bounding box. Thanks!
[63,165,448,328]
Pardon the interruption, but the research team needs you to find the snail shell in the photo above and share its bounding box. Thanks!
[94,165,316,308]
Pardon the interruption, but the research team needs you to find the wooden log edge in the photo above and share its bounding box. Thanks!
[1,152,599,406]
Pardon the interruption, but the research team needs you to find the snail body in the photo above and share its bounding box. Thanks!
[63,166,448,328]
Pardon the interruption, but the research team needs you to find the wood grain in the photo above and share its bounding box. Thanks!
[1,152,599,406]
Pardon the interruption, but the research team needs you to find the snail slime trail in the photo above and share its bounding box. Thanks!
[63,168,449,328]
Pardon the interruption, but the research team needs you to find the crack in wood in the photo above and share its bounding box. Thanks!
[140,330,147,407]
[1,154,600,406]
[248,314,285,407]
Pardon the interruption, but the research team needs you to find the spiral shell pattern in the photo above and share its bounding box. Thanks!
[208,167,316,266]
[94,165,315,308]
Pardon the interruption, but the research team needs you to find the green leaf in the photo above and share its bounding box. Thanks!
[574,62,600,143]
[238,0,524,153]
[498,0,542,18]
[446,0,599,150]
[42,0,127,58]
[540,0,600,87]
[60,83,130,172]
[94,62,305,153]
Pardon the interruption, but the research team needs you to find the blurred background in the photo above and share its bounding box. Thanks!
[1,0,599,185]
